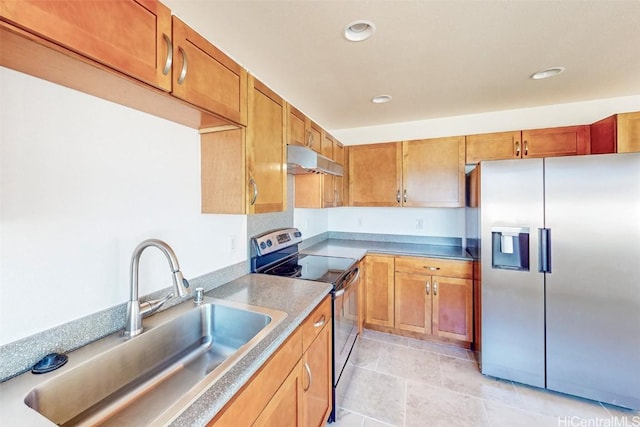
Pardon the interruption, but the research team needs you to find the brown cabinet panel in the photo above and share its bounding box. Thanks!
[201,76,285,214]
[287,104,307,147]
[522,125,590,158]
[403,136,465,207]
[349,142,402,207]
[1,0,172,91]
[308,121,322,153]
[590,115,617,154]
[301,296,331,352]
[618,112,640,153]
[208,328,302,426]
[432,276,473,342]
[253,360,303,426]
[394,272,430,334]
[247,78,286,214]
[172,16,247,126]
[364,255,395,328]
[465,131,521,163]
[394,256,472,279]
[303,322,332,427]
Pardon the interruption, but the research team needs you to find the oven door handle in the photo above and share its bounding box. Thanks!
[333,267,360,298]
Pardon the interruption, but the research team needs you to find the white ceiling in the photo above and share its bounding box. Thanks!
[163,0,640,132]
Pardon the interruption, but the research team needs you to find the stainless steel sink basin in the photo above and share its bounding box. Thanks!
[24,298,286,426]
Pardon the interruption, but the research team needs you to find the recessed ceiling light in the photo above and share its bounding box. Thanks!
[530,67,566,80]
[372,95,392,104]
[344,20,375,42]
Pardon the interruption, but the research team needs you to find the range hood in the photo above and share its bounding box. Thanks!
[287,145,343,176]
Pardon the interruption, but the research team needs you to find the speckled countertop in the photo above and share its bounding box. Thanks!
[0,274,332,426]
[302,238,474,261]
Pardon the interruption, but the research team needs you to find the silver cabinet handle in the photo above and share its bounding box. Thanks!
[423,266,440,271]
[426,280,430,295]
[177,46,188,84]
[396,190,401,203]
[249,176,258,205]
[304,362,312,391]
[515,140,521,157]
[433,281,438,295]
[403,189,407,203]
[313,315,326,328]
[162,34,173,76]
[523,140,529,156]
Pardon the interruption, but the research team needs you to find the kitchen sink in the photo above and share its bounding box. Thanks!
[24,299,286,426]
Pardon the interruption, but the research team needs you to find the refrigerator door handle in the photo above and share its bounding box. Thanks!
[538,228,552,273]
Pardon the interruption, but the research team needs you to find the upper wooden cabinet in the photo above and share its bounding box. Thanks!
[348,142,402,207]
[403,137,465,208]
[591,111,640,154]
[201,76,286,214]
[0,0,247,129]
[348,137,465,208]
[285,105,322,153]
[466,131,521,163]
[171,16,247,127]
[466,126,590,164]
[0,0,172,91]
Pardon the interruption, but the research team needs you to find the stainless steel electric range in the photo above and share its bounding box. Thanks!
[250,228,360,423]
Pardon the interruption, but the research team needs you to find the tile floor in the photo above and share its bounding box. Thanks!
[329,329,639,427]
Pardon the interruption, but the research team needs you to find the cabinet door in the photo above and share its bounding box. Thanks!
[403,136,465,207]
[0,0,172,91]
[617,111,640,153]
[522,125,590,158]
[287,104,307,147]
[323,174,336,208]
[247,77,286,214]
[334,175,344,207]
[349,143,402,207]
[321,133,335,159]
[394,272,430,334]
[364,255,395,327]
[302,324,332,427]
[254,361,304,427]
[590,115,617,154]
[432,276,473,342]
[171,16,248,126]
[334,142,345,165]
[465,131,521,163]
[308,121,322,153]
[294,174,323,209]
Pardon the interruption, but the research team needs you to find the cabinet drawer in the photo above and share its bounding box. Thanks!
[394,256,472,279]
[302,296,331,352]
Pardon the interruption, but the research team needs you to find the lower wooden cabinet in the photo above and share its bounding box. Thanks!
[364,255,474,344]
[208,296,332,426]
[364,255,395,328]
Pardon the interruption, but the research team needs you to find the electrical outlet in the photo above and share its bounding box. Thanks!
[229,235,237,252]
[416,219,424,229]
[357,217,363,227]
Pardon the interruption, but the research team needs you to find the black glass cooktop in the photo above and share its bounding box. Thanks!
[263,254,356,284]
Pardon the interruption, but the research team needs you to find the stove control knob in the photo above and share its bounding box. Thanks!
[260,242,267,250]
[266,239,273,247]
[294,231,302,238]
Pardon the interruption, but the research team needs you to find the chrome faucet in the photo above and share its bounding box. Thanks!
[124,239,190,337]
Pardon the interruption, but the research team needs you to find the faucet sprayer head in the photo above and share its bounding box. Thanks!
[173,270,190,298]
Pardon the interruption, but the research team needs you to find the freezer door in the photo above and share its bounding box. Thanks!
[480,158,545,387]
[545,153,640,409]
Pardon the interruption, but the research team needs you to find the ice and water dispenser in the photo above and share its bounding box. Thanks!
[491,226,530,271]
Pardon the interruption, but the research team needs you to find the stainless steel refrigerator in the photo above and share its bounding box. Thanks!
[480,152,640,410]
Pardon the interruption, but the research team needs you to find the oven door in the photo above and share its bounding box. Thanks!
[333,267,360,386]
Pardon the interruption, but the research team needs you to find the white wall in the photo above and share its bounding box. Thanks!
[0,68,247,345]
[329,207,465,238]
[293,208,329,239]
[332,95,640,145]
